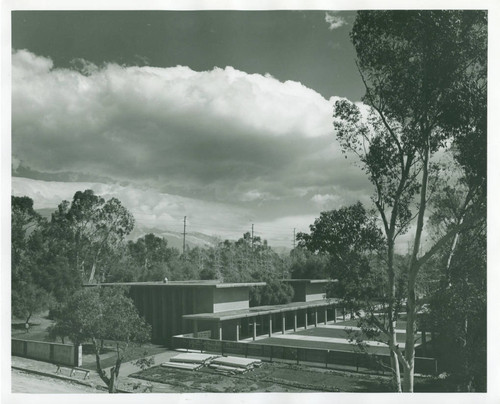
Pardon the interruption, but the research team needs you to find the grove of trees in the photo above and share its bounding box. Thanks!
[11,191,301,325]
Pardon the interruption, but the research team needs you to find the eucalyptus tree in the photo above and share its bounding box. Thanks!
[50,190,135,283]
[334,10,486,391]
[11,196,54,324]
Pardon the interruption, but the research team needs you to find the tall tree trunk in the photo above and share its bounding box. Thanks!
[108,364,122,393]
[445,217,463,287]
[88,261,97,283]
[404,142,430,392]
[403,285,416,392]
[387,239,402,392]
[92,338,111,390]
[108,350,123,393]
[25,313,32,333]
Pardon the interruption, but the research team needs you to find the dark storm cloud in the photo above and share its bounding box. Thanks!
[13,50,369,209]
[12,11,363,101]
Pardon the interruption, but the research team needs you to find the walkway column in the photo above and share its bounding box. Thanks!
[333,307,337,323]
[268,315,273,337]
[151,288,158,341]
[294,312,297,332]
[236,319,240,342]
[218,321,222,341]
[253,318,257,341]
[304,311,308,329]
[281,313,286,334]
[171,290,177,335]
[161,290,168,339]
[193,320,198,338]
[314,309,318,327]
[324,308,328,324]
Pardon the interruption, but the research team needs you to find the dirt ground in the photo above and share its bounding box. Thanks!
[132,361,396,392]
[11,369,105,394]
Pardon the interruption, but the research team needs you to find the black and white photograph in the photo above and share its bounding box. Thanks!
[2,1,498,402]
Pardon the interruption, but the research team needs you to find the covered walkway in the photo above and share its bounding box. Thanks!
[182,299,346,342]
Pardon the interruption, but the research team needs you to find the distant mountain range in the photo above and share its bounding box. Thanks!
[128,226,222,251]
[36,208,291,255]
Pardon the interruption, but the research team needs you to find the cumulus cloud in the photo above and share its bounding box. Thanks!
[12,177,322,248]
[311,193,341,207]
[12,176,251,236]
[12,50,366,203]
[325,12,346,30]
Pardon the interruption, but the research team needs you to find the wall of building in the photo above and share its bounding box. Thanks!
[291,283,307,302]
[12,338,81,366]
[128,285,221,344]
[213,287,249,313]
[305,283,327,302]
[194,288,215,313]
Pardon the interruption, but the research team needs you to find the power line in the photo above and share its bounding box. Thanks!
[149,216,309,235]
[138,214,311,247]
[183,216,187,254]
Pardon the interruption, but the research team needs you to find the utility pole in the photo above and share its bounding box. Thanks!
[183,216,187,255]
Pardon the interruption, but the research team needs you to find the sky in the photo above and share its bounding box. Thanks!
[11,10,387,248]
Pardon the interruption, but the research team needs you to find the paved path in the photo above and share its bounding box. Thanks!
[11,349,183,393]
[319,323,420,335]
[273,333,399,347]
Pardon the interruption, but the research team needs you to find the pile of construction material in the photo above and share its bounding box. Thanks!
[161,352,262,374]
[209,356,262,374]
[161,352,219,371]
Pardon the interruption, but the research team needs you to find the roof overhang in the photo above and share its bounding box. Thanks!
[91,281,266,288]
[182,298,340,322]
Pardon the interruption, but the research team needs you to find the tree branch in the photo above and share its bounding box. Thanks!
[355,60,405,170]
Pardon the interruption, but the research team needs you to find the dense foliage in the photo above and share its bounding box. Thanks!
[297,203,386,309]
[12,191,301,320]
[50,287,151,393]
[332,10,486,392]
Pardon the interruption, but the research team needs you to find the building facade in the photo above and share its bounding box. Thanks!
[100,279,337,345]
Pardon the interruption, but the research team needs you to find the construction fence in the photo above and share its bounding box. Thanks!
[172,334,438,375]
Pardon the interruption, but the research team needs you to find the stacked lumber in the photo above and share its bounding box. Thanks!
[208,364,248,374]
[161,352,220,371]
[174,348,202,353]
[162,353,262,374]
[161,362,203,371]
[211,356,262,369]
[170,352,219,364]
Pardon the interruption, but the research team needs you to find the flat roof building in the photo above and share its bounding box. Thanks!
[98,281,265,344]
[182,279,338,342]
[284,279,333,302]
[98,279,338,345]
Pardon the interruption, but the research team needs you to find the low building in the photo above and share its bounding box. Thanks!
[182,279,340,342]
[284,279,333,302]
[98,279,339,345]
[98,280,264,344]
